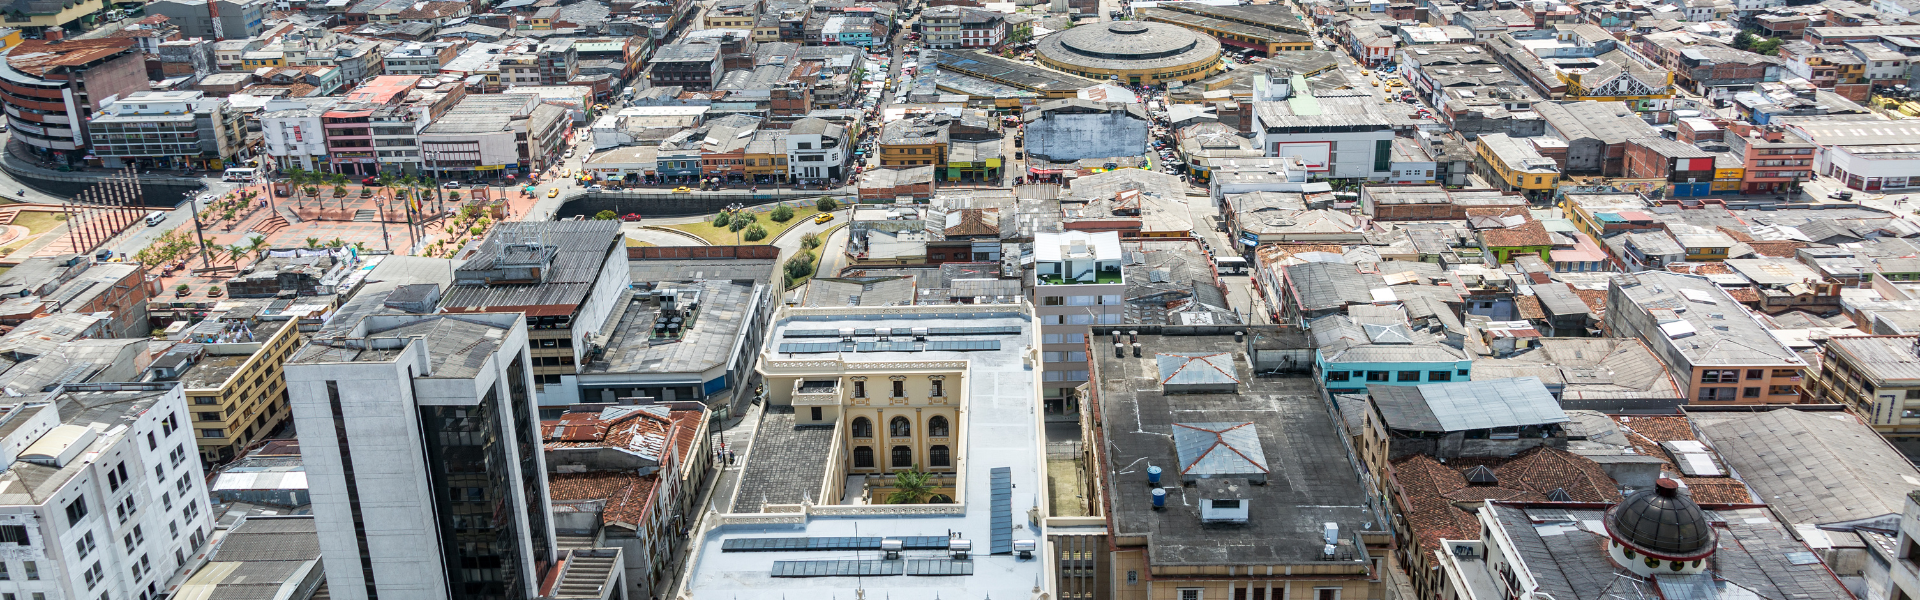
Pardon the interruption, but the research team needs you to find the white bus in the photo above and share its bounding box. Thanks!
[222,167,258,182]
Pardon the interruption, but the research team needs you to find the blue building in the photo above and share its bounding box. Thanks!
[1310,311,1472,395]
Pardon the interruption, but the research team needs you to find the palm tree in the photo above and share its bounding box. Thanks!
[886,467,936,504]
[305,237,320,249]
[419,175,441,213]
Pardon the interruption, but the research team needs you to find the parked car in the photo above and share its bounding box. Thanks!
[443,181,461,188]
[621,213,644,221]
[1830,191,1855,200]
[361,176,377,185]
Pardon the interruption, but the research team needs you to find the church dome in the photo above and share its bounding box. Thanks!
[1603,479,1716,560]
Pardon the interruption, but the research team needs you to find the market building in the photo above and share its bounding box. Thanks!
[1034,21,1223,87]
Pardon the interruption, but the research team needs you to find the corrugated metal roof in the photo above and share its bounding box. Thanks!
[1369,377,1566,432]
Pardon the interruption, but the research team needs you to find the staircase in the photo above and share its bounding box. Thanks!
[253,213,289,235]
[554,548,622,599]
[352,209,376,222]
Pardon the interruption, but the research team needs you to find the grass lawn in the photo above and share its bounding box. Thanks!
[625,238,655,247]
[784,223,845,290]
[666,205,822,245]
[0,210,67,256]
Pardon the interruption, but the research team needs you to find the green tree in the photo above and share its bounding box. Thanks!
[886,467,936,504]
[801,232,821,250]
[1733,30,1756,50]
[770,204,795,222]
[743,223,768,241]
[1753,38,1782,56]
[816,196,839,212]
[712,211,732,228]
[594,210,619,220]
[305,237,321,249]
[729,211,756,232]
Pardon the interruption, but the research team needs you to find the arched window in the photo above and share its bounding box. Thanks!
[851,417,873,438]
[928,415,950,437]
[853,446,874,468]
[891,446,913,468]
[890,416,911,437]
[930,445,950,467]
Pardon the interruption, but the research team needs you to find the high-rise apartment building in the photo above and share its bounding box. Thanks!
[286,311,556,600]
[0,382,216,600]
[1031,231,1125,416]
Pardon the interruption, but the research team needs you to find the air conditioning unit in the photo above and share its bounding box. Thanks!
[1453,544,1476,557]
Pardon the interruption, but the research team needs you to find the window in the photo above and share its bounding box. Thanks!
[810,407,823,421]
[930,445,951,467]
[890,416,911,437]
[23,561,36,580]
[177,474,191,496]
[1697,387,1737,401]
[1428,371,1453,382]
[929,416,950,437]
[1396,371,1421,382]
[1905,390,1920,400]
[1742,387,1760,398]
[1770,385,1797,395]
[1745,369,1763,380]
[200,429,224,438]
[1127,571,1138,585]
[75,531,95,559]
[851,417,873,438]
[1366,371,1389,382]
[1327,371,1350,382]
[891,445,913,468]
[1316,589,1340,600]
[65,496,88,526]
[892,380,907,397]
[83,562,103,589]
[107,463,127,491]
[854,446,874,468]
[0,524,26,546]
[853,380,866,398]
[931,379,944,397]
[1701,370,1739,383]
[1211,499,1241,509]
[1179,589,1203,600]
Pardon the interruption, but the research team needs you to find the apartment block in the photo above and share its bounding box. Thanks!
[1031,231,1125,417]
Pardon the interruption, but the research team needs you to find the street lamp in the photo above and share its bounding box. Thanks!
[727,203,745,245]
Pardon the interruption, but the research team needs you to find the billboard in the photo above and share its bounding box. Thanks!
[1270,141,1331,172]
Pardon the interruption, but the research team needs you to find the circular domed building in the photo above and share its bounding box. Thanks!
[1035,21,1223,87]
[1602,479,1717,577]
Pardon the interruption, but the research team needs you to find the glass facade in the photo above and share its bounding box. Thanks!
[419,382,529,600]
[505,355,553,573]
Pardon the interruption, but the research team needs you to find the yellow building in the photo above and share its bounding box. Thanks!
[1476,133,1561,198]
[879,118,948,167]
[1713,160,1744,192]
[1812,335,1920,445]
[177,309,304,463]
[0,29,21,52]
[240,51,286,69]
[1034,21,1223,87]
[744,129,789,183]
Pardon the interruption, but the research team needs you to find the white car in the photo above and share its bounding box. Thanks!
[565,149,575,158]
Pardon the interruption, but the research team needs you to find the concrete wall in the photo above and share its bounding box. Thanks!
[557,190,854,218]
[1025,112,1149,163]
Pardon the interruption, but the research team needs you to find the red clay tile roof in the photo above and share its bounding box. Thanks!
[548,471,660,529]
[1482,221,1553,248]
[1516,295,1545,320]
[1609,415,1754,504]
[1667,262,1734,275]
[1573,288,1609,318]
[1744,241,1808,258]
[1724,287,1760,304]
[1717,226,1754,243]
[1393,447,1622,556]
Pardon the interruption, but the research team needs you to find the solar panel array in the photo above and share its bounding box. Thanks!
[783,326,1022,338]
[776,341,1003,354]
[990,467,1013,555]
[722,536,956,552]
[905,560,975,576]
[771,560,904,577]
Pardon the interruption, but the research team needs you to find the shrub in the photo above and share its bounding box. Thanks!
[595,210,618,220]
[770,204,794,222]
[785,251,816,281]
[801,233,821,250]
[712,211,732,228]
[743,224,768,241]
[176,284,190,293]
[816,196,839,212]
[471,226,485,235]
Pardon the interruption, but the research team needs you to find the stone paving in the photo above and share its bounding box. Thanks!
[729,405,836,513]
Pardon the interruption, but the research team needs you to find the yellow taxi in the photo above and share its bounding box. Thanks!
[674,186,693,193]
[547,188,559,198]
[813,212,835,224]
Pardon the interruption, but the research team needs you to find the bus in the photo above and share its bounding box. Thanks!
[222,167,258,182]
[1214,256,1249,275]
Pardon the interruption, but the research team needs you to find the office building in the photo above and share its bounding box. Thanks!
[1032,230,1124,417]
[285,311,556,600]
[441,221,630,407]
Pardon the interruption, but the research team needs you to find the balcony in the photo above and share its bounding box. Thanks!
[792,379,840,406]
